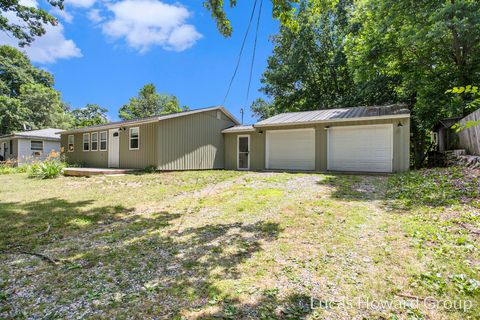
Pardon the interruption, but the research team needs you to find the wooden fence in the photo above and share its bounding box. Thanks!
[458,109,480,155]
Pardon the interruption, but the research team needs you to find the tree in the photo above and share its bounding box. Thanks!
[119,84,188,120]
[0,0,64,46]
[258,0,358,115]
[204,0,299,37]
[250,98,276,120]
[71,104,108,128]
[0,95,28,134]
[0,45,53,97]
[18,83,72,130]
[0,45,72,134]
[345,0,480,165]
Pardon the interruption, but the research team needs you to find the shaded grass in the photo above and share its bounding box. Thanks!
[0,169,478,319]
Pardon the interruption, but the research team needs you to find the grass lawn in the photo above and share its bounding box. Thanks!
[0,168,479,319]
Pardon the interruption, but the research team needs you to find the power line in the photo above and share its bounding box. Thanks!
[246,0,263,104]
[222,0,259,105]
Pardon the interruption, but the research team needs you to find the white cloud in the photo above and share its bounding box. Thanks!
[87,8,104,23]
[0,0,82,63]
[102,0,202,52]
[51,7,74,23]
[65,0,96,8]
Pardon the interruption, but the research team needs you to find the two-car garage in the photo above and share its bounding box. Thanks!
[264,124,394,173]
[224,105,410,173]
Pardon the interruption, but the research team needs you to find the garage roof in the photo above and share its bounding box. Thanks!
[255,104,410,127]
[0,128,63,141]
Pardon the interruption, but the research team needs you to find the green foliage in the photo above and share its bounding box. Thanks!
[71,104,108,128]
[18,83,72,130]
[0,0,63,46]
[28,159,66,179]
[0,45,72,135]
[203,0,298,37]
[118,84,188,120]
[250,98,276,120]
[446,85,480,132]
[258,1,358,115]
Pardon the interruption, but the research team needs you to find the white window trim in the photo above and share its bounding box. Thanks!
[31,140,43,151]
[83,133,90,152]
[129,127,140,150]
[91,132,98,151]
[100,131,107,151]
[237,134,250,170]
[68,135,74,152]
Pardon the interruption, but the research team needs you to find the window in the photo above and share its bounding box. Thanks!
[83,133,90,151]
[68,135,74,152]
[100,131,107,151]
[31,140,43,151]
[129,127,139,150]
[216,110,221,120]
[91,132,98,151]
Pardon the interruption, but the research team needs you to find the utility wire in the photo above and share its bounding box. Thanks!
[222,0,259,105]
[246,0,263,104]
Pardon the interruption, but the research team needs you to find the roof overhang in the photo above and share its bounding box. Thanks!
[0,135,60,141]
[59,106,240,135]
[254,114,410,128]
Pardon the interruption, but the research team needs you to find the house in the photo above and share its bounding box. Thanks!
[59,106,239,170]
[59,104,411,173]
[0,128,64,165]
[223,104,410,173]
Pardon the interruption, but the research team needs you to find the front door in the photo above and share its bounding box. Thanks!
[237,135,250,170]
[108,129,120,168]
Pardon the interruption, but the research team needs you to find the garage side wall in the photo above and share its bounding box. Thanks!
[224,117,410,172]
[157,110,236,170]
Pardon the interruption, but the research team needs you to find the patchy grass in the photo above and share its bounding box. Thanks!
[0,169,478,319]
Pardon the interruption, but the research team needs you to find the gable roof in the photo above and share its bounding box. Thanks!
[255,104,410,127]
[0,128,63,141]
[59,106,240,135]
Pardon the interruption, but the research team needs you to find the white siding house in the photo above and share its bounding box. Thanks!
[0,128,64,165]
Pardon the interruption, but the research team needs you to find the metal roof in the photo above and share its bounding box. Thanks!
[255,105,410,127]
[59,106,240,134]
[0,128,63,141]
[221,125,255,133]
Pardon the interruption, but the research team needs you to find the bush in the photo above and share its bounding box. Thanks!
[0,160,20,175]
[28,160,66,179]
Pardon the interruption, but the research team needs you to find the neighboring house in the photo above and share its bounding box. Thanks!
[224,104,410,173]
[0,128,64,165]
[59,106,239,170]
[59,104,411,173]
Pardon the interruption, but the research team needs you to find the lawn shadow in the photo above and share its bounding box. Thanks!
[1,197,284,318]
[316,174,386,202]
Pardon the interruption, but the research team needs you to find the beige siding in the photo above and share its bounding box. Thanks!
[61,132,108,167]
[61,110,236,170]
[157,110,235,170]
[119,122,157,169]
[224,117,410,172]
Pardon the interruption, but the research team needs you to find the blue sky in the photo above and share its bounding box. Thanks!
[2,0,279,124]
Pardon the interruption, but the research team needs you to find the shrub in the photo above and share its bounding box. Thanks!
[0,160,19,175]
[28,160,66,179]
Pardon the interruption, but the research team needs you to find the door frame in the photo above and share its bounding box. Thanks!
[108,128,120,168]
[265,128,315,170]
[326,123,394,172]
[237,134,250,170]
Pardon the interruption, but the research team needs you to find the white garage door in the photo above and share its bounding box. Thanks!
[266,129,315,170]
[327,124,393,172]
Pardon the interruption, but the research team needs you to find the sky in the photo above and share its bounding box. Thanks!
[1,0,279,124]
